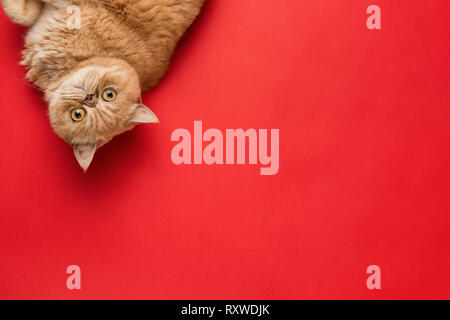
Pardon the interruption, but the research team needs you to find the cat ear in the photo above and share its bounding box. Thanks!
[128,104,159,124]
[73,144,96,172]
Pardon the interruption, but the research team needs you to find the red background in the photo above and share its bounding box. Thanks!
[0,0,449,299]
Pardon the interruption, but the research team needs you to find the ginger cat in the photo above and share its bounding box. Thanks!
[1,0,205,171]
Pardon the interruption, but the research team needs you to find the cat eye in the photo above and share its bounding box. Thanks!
[71,108,86,122]
[102,88,117,102]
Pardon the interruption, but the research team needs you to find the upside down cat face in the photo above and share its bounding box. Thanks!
[47,58,159,171]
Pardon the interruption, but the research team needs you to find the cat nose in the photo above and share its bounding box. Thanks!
[84,94,97,107]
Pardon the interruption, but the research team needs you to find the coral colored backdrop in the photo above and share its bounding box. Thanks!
[0,0,449,299]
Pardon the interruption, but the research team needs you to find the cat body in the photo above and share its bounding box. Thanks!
[23,0,204,91]
[1,0,205,170]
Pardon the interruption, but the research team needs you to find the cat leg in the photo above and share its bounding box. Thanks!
[1,0,42,26]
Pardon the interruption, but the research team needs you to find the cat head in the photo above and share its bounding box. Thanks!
[47,58,158,171]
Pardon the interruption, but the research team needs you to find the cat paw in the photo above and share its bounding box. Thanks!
[1,0,42,26]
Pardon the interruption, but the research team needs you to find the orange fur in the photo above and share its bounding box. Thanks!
[1,0,205,170]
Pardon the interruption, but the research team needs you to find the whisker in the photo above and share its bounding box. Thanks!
[54,88,86,101]
[14,78,43,92]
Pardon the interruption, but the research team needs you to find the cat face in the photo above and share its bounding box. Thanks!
[47,58,158,171]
